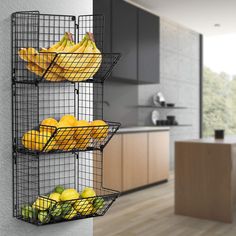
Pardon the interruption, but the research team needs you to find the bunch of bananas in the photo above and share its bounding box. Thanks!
[18,32,102,82]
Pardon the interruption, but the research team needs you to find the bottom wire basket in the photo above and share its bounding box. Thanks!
[14,151,119,225]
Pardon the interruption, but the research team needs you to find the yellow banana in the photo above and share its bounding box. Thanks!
[64,41,102,82]
[47,34,66,52]
[26,62,65,82]
[64,33,88,53]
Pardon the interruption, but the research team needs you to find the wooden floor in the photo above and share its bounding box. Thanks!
[94,175,236,236]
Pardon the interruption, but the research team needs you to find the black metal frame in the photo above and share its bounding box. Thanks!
[199,34,203,138]
[12,10,121,225]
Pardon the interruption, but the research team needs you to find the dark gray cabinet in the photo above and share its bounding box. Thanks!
[93,0,160,84]
[111,0,138,82]
[93,0,111,52]
[138,10,160,83]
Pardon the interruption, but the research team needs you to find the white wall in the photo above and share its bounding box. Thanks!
[0,0,93,235]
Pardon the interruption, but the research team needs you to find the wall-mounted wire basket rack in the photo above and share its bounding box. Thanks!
[12,10,121,225]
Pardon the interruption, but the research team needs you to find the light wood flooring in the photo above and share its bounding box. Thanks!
[94,175,236,236]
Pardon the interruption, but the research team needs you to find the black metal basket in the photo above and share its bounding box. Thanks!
[14,151,119,225]
[12,11,121,225]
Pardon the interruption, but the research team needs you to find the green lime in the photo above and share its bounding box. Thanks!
[54,185,65,194]
[50,204,62,217]
[21,205,33,219]
[60,202,72,217]
[93,197,105,210]
[38,211,50,224]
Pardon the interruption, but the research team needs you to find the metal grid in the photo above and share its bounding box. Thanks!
[12,10,121,225]
[14,151,118,225]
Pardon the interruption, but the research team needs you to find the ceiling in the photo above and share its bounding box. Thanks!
[125,0,236,35]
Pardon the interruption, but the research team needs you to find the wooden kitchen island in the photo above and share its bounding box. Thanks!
[175,138,236,223]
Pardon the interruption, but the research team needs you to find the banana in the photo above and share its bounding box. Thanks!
[64,40,102,82]
[26,62,65,82]
[63,33,88,53]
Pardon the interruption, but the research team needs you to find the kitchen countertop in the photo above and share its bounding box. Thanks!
[117,126,170,133]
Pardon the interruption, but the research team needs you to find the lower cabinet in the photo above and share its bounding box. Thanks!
[123,133,148,191]
[103,131,169,192]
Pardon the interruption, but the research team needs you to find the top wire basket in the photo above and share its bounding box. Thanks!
[12,12,120,84]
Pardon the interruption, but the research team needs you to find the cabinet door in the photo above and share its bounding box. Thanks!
[103,134,122,191]
[148,132,169,183]
[93,0,111,52]
[138,9,160,83]
[123,133,148,191]
[112,0,138,81]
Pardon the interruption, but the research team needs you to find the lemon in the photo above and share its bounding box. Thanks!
[81,187,96,199]
[36,131,54,152]
[60,114,77,126]
[22,130,39,150]
[74,199,94,216]
[38,211,50,223]
[60,189,79,202]
[74,136,90,150]
[49,192,61,202]
[40,117,58,133]
[90,120,108,139]
[32,196,51,210]
[56,139,77,151]
[50,204,62,217]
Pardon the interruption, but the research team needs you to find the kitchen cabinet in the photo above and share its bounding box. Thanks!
[103,130,169,192]
[138,10,160,83]
[111,0,138,81]
[148,132,169,183]
[123,133,148,191]
[93,0,160,84]
[93,0,111,52]
[103,134,123,191]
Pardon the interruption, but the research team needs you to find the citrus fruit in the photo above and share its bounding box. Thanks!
[56,139,77,151]
[49,192,61,202]
[81,187,96,199]
[60,202,72,216]
[32,196,51,210]
[60,189,79,202]
[74,199,94,216]
[50,204,62,217]
[74,136,90,150]
[36,131,54,152]
[54,185,65,194]
[90,120,108,139]
[22,130,39,150]
[63,207,77,220]
[60,114,77,126]
[21,205,33,219]
[54,120,75,142]
[40,117,58,133]
[74,120,91,138]
[38,211,50,223]
[93,197,105,210]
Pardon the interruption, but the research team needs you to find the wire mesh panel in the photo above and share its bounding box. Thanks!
[15,151,118,225]
[12,12,120,84]
[12,10,121,226]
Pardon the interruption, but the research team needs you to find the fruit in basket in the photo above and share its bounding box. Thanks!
[21,205,33,219]
[49,192,61,203]
[38,211,51,223]
[37,131,56,152]
[22,130,39,150]
[63,207,77,220]
[93,197,105,210]
[57,139,77,151]
[74,120,91,138]
[60,189,80,202]
[90,120,108,139]
[60,114,77,126]
[60,202,73,216]
[74,136,90,150]
[54,185,65,194]
[81,187,96,200]
[32,196,51,211]
[74,199,94,216]
[49,204,62,217]
[40,118,58,133]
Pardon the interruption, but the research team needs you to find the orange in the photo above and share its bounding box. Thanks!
[90,120,108,139]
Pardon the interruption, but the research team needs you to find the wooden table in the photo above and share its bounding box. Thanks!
[175,137,236,223]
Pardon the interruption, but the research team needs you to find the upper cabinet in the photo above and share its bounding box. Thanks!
[138,10,160,84]
[111,0,138,82]
[94,0,160,84]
